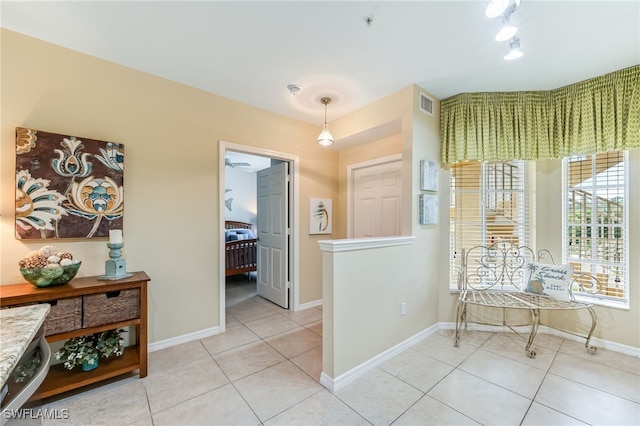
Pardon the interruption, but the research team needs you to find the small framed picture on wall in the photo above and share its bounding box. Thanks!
[309,198,332,234]
[420,160,438,192]
[419,194,438,225]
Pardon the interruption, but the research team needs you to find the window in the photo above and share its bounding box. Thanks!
[449,161,530,289]
[563,151,629,305]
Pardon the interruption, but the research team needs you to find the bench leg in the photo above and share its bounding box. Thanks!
[454,301,466,347]
[584,307,598,354]
[525,309,540,358]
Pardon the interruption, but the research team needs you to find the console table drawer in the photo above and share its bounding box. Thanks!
[83,289,140,328]
[40,297,82,336]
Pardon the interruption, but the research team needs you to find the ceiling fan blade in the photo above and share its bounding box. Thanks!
[225,159,251,168]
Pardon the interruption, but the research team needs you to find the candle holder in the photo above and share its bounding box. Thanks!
[98,243,133,280]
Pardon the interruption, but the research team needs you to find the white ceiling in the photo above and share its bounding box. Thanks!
[1,1,639,127]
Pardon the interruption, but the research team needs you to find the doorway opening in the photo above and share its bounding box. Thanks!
[219,141,299,332]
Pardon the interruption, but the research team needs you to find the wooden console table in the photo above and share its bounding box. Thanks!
[0,271,149,401]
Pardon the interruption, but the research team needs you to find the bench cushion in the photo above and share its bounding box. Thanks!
[522,262,574,301]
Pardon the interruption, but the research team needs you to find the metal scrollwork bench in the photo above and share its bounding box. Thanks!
[454,243,599,358]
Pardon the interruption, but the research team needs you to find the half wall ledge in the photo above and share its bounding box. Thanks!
[318,236,416,253]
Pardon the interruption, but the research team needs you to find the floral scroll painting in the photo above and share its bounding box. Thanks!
[309,198,332,235]
[15,127,124,239]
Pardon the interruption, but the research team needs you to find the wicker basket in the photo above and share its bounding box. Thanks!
[41,297,82,335]
[83,289,140,328]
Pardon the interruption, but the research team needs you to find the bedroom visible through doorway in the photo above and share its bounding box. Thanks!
[219,142,299,332]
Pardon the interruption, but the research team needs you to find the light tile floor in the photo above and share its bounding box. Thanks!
[10,279,640,425]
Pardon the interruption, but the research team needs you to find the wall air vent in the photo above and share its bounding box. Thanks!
[419,92,434,116]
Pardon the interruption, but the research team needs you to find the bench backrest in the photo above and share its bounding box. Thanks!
[458,242,551,292]
[457,242,602,300]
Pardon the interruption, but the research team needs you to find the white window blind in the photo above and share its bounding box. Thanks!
[449,161,530,289]
[563,151,629,304]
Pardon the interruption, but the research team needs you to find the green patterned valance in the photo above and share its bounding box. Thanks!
[441,65,640,164]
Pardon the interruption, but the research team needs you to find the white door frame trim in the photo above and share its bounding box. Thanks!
[218,141,300,332]
[346,153,402,238]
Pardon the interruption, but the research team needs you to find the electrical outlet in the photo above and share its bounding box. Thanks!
[401,302,407,316]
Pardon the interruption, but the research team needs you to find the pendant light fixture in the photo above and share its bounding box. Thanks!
[317,97,334,146]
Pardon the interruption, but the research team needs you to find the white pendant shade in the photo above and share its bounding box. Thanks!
[317,97,334,146]
[495,22,517,41]
[317,124,334,146]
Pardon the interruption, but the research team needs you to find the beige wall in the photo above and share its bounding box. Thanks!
[331,86,417,238]
[323,86,443,378]
[323,241,421,378]
[0,30,337,343]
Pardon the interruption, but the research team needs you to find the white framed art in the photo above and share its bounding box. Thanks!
[419,194,438,225]
[309,198,332,234]
[420,160,438,192]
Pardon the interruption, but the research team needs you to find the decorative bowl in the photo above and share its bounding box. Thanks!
[20,262,82,288]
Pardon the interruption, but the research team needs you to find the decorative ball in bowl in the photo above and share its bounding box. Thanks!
[20,262,82,287]
[19,245,81,287]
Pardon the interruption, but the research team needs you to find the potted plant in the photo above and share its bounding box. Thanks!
[95,328,126,359]
[55,328,126,372]
[55,334,100,371]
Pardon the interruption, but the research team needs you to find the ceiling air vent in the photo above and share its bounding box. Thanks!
[419,92,434,116]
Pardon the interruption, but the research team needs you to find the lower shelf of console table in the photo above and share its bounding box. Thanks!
[34,347,140,400]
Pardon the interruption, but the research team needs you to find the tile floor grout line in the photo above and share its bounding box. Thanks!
[260,386,325,424]
[516,340,563,426]
[525,341,603,425]
[198,312,297,425]
[227,376,267,425]
[544,370,640,405]
[558,340,640,377]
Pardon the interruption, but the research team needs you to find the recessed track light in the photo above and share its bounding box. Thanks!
[485,0,524,60]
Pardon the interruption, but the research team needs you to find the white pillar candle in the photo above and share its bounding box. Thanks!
[109,229,123,244]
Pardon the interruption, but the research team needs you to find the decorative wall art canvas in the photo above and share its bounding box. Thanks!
[420,160,438,192]
[15,127,125,239]
[309,198,332,235]
[419,194,438,225]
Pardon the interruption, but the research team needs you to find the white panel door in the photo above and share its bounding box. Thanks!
[256,162,289,308]
[353,160,402,238]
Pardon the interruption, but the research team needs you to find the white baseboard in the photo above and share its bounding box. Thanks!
[320,323,440,392]
[438,322,640,358]
[536,325,640,358]
[148,326,220,353]
[296,299,322,311]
